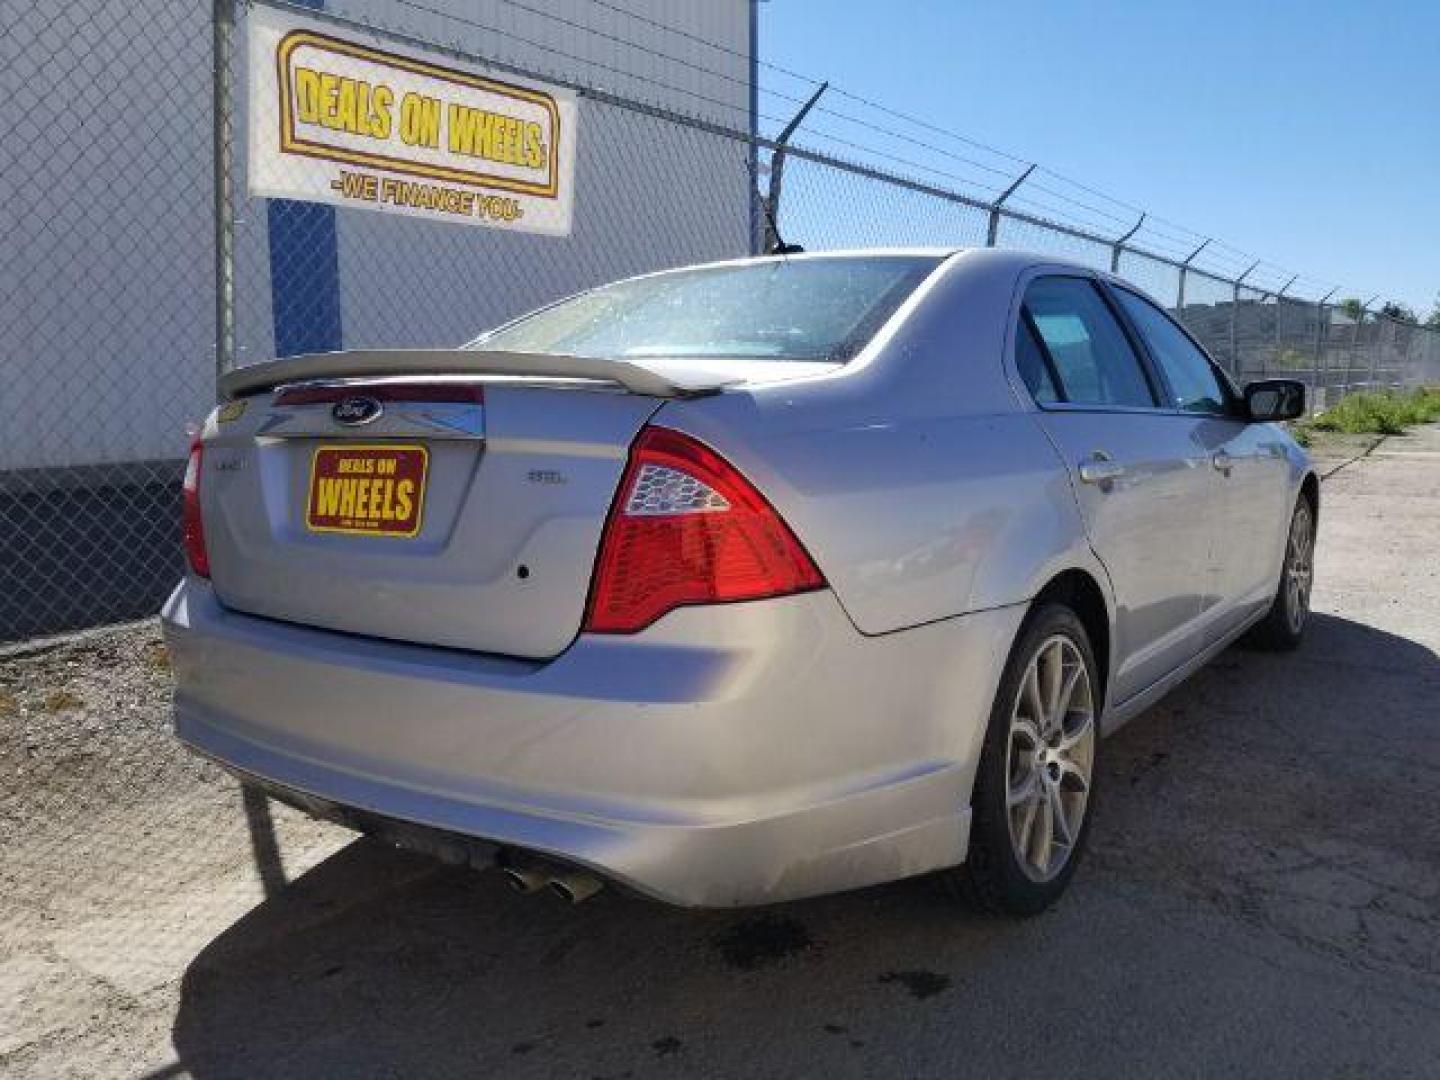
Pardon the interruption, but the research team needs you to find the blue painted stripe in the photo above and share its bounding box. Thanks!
[267,199,341,356]
[266,0,341,357]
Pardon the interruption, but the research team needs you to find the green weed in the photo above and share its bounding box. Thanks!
[1303,388,1440,437]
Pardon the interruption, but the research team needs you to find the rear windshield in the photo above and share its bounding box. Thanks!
[471,255,944,363]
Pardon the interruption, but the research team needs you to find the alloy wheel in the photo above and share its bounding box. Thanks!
[1284,504,1314,635]
[1004,634,1095,883]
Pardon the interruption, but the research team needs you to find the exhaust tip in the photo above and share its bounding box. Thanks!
[501,865,545,894]
[548,871,604,904]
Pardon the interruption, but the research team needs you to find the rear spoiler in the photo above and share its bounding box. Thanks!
[217,349,745,401]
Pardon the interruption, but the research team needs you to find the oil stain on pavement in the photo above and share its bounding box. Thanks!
[711,915,814,970]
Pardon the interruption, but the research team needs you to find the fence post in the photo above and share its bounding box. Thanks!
[1342,297,1376,397]
[747,0,761,255]
[1271,275,1297,380]
[1342,305,1360,397]
[1177,238,1211,312]
[1341,309,1356,397]
[1109,213,1145,275]
[986,164,1034,247]
[1313,288,1336,412]
[212,0,236,394]
[1369,312,1385,389]
[1230,260,1259,380]
[1360,295,1380,391]
[762,82,827,253]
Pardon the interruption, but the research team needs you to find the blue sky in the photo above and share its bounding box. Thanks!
[760,1,1439,314]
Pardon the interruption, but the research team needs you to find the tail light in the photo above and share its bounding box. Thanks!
[182,437,209,578]
[584,427,824,634]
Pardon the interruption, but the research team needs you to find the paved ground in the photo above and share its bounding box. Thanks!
[2,426,1437,1079]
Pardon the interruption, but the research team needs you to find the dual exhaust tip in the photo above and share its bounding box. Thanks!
[500,859,604,904]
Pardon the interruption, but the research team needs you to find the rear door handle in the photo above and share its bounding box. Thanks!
[1078,454,1126,485]
[1211,450,1234,475]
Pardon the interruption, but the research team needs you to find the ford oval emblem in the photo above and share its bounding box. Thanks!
[332,395,383,426]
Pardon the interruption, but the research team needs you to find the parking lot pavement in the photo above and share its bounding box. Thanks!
[2,426,1438,1080]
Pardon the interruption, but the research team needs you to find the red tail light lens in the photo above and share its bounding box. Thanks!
[182,437,209,578]
[584,427,824,634]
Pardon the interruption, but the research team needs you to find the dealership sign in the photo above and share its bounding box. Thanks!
[247,5,577,234]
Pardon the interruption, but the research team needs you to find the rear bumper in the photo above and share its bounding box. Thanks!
[162,579,1022,906]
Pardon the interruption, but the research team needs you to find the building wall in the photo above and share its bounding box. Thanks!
[1,0,755,473]
[1,0,216,474]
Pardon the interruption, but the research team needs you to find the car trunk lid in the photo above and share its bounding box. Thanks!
[200,352,713,658]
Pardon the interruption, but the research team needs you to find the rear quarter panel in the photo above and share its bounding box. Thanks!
[657,252,1105,635]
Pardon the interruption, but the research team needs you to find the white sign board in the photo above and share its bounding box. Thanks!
[247,5,577,235]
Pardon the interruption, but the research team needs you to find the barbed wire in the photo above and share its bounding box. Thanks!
[293,0,1377,305]
[490,0,1024,195]
[556,0,1367,304]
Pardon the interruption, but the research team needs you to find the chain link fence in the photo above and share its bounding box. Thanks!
[4,0,1440,643]
[1,0,216,643]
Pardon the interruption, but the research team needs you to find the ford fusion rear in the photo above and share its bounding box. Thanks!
[165,249,1316,913]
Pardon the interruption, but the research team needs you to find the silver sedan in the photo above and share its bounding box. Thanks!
[163,248,1317,914]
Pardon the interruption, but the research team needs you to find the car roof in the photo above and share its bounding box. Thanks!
[663,246,1117,281]
[505,248,1151,334]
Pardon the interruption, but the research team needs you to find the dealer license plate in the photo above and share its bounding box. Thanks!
[305,444,428,537]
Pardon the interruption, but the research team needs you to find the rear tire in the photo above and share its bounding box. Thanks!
[1242,496,1314,652]
[951,603,1099,917]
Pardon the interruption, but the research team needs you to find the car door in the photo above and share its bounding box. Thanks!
[1107,285,1290,643]
[1016,274,1215,706]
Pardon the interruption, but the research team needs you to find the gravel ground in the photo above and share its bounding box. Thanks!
[1,426,1437,1079]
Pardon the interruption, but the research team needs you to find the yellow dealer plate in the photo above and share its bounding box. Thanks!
[305,444,428,537]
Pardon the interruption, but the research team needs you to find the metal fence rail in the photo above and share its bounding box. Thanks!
[3,0,1438,642]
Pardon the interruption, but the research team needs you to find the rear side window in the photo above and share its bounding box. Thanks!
[1112,287,1229,414]
[1015,316,1060,404]
[1022,277,1156,408]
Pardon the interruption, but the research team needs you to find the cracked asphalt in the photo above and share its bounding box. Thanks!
[1,425,1437,1079]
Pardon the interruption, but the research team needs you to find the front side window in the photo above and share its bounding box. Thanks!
[471,255,943,364]
[1112,287,1229,414]
[1021,277,1156,408]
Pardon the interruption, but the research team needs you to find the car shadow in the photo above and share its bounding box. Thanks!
[170,612,1440,1079]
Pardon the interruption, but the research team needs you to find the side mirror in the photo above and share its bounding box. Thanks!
[1244,379,1306,422]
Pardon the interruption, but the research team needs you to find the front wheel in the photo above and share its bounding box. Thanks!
[952,603,1099,916]
[1243,496,1315,652]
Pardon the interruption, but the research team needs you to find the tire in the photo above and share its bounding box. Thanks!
[1242,495,1315,652]
[951,603,1100,917]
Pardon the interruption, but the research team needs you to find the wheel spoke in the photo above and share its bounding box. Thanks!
[1030,791,1053,870]
[1047,782,1073,847]
[1008,768,1038,807]
[1041,642,1063,728]
[1021,661,1044,724]
[1015,795,1040,858]
[1056,710,1093,754]
[1012,717,1041,750]
[1054,663,1083,728]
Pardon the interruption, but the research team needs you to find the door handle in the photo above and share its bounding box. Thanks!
[1211,450,1234,475]
[1078,453,1126,485]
